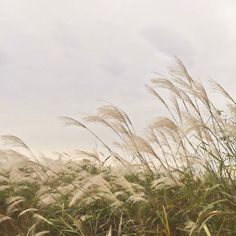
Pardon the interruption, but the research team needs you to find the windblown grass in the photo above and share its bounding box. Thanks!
[0,59,236,235]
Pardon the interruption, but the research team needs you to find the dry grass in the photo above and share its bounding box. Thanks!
[0,59,236,235]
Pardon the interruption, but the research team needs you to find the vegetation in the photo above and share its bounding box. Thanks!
[0,59,236,235]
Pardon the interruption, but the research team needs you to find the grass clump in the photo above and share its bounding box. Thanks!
[0,59,236,235]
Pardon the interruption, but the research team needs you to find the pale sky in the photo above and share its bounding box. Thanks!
[0,0,236,152]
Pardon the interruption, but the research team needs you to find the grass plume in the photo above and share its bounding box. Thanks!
[0,60,236,235]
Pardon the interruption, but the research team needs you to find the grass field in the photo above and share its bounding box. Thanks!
[0,59,236,235]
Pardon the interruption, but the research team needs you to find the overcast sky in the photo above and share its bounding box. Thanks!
[0,0,236,153]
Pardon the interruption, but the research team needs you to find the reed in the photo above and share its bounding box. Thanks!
[0,59,235,235]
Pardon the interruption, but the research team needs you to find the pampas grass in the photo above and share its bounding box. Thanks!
[0,60,236,235]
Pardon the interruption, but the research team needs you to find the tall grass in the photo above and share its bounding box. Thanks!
[0,59,236,235]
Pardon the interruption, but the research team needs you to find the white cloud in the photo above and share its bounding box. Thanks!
[142,26,195,65]
[0,0,236,152]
